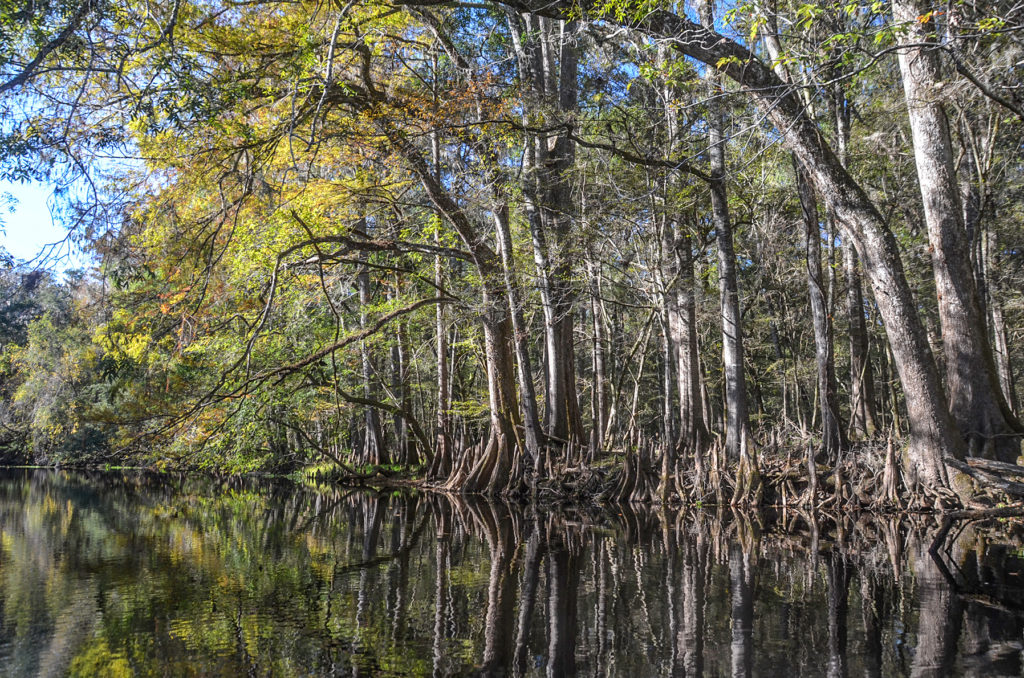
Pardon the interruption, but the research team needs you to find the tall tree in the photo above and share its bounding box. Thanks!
[507,13,586,452]
[701,0,759,503]
[892,0,1021,461]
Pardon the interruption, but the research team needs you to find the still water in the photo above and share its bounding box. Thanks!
[1,469,1023,676]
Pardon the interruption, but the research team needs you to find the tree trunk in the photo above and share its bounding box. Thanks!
[961,114,1019,419]
[430,122,453,480]
[357,264,387,466]
[510,13,585,451]
[990,294,1017,415]
[586,253,609,453]
[659,308,676,501]
[893,0,1021,461]
[845,243,879,438]
[461,278,520,494]
[826,21,879,442]
[701,0,758,503]
[665,221,707,495]
[493,203,545,476]
[390,292,413,466]
[795,156,848,459]
[711,94,749,468]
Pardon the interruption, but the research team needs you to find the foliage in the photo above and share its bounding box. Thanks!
[0,0,1020,489]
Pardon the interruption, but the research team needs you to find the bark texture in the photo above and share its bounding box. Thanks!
[701,1,758,503]
[893,0,1021,461]
[795,156,848,459]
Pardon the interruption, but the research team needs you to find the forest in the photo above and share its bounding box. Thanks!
[1,0,1023,508]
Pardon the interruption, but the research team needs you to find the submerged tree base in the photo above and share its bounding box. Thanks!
[284,433,1024,514]
[11,431,1022,515]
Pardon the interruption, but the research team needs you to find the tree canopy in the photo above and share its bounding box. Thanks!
[1,0,1023,506]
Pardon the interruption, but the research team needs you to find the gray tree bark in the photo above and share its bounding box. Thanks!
[701,0,759,503]
[893,0,1021,461]
[430,122,453,480]
[508,13,585,451]
[493,202,546,475]
[663,218,707,495]
[356,261,387,466]
[961,116,1019,417]
[831,85,880,439]
[795,157,848,459]
[586,253,609,453]
[845,243,879,438]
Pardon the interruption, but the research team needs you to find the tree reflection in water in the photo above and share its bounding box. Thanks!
[2,469,1024,676]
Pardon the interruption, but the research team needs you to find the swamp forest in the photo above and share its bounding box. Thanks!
[2,0,1024,673]
[2,0,1024,506]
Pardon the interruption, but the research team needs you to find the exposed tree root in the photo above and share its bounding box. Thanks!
[731,439,763,508]
[408,429,1024,513]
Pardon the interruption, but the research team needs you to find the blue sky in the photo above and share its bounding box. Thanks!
[1,180,81,266]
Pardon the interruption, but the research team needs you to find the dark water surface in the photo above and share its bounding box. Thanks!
[2,469,1024,676]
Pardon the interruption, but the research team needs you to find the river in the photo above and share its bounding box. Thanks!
[0,468,1022,676]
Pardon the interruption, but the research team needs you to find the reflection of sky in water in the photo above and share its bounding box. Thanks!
[1,468,1023,677]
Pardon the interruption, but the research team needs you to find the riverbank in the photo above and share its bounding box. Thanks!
[8,440,1023,519]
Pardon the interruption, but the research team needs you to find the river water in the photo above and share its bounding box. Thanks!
[1,468,1022,676]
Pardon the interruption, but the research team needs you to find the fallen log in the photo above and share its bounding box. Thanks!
[966,457,1024,478]
[946,457,1024,498]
